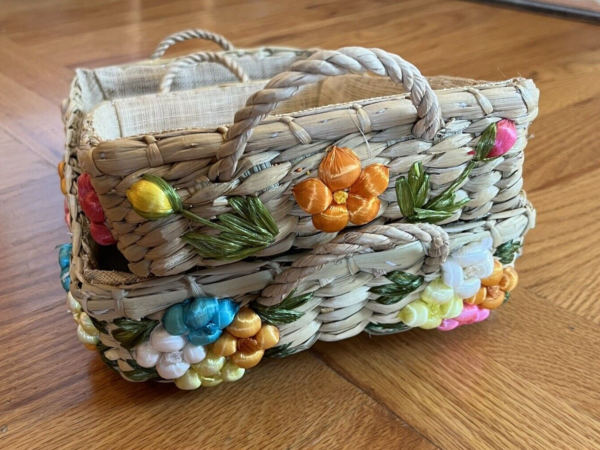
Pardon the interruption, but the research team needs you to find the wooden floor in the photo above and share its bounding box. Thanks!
[1,1,599,449]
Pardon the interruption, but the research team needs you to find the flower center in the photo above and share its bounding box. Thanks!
[487,285,502,299]
[237,338,259,353]
[333,190,348,205]
[428,303,440,318]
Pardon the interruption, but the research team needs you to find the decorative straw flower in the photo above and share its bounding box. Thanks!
[211,307,280,369]
[58,243,72,292]
[146,303,279,389]
[78,174,104,223]
[440,238,494,299]
[66,292,100,350]
[472,119,518,161]
[292,146,389,232]
[132,297,247,389]
[398,278,464,329]
[162,297,239,345]
[465,261,519,310]
[58,161,67,195]
[76,173,116,246]
[438,303,490,331]
[64,198,71,229]
[126,174,182,220]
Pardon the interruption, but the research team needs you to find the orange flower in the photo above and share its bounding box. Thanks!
[292,147,389,232]
[211,308,280,369]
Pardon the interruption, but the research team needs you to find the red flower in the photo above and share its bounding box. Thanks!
[80,189,105,223]
[90,222,117,246]
[77,173,115,245]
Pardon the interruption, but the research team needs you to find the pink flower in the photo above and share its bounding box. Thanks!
[64,198,71,230]
[438,303,490,331]
[488,119,517,158]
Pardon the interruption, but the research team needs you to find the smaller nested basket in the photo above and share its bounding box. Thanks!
[59,46,537,390]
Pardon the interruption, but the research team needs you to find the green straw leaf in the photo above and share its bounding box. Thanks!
[414,173,429,208]
[264,334,319,358]
[122,360,160,381]
[111,318,159,350]
[370,271,423,305]
[408,162,423,193]
[89,316,108,334]
[182,196,278,261]
[396,177,415,217]
[475,122,498,161]
[366,321,412,335]
[494,240,521,264]
[252,290,313,325]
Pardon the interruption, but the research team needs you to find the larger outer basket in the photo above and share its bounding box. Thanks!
[61,46,537,389]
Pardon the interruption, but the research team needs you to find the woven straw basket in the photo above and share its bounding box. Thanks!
[59,38,537,389]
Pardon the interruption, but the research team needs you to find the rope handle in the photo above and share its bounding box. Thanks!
[160,51,251,94]
[150,29,234,59]
[259,222,450,305]
[210,47,445,181]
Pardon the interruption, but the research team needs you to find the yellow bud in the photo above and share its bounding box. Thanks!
[126,179,174,219]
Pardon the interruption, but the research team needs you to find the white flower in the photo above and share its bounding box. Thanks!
[441,238,494,299]
[132,324,207,379]
[156,350,190,379]
[150,324,187,352]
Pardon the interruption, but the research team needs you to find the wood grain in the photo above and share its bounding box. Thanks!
[0,1,599,449]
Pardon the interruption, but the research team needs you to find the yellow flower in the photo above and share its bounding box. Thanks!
[398,278,463,329]
[126,175,181,219]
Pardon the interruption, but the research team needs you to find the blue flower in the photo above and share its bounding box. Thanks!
[163,297,239,345]
[57,243,72,292]
[60,267,71,292]
[58,243,72,270]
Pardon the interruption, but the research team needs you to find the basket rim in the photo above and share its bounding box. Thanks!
[83,76,536,145]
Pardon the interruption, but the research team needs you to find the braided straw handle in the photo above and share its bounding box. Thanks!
[259,222,450,305]
[150,29,234,59]
[210,47,445,181]
[160,52,251,94]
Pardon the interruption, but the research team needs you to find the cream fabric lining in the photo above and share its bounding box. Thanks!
[76,49,314,113]
[89,74,485,141]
